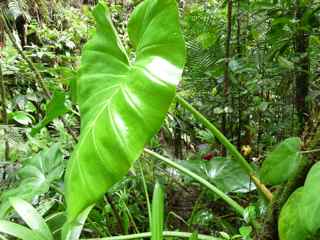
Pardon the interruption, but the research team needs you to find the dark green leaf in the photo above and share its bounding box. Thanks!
[180,157,255,193]
[0,144,64,218]
[45,212,66,239]
[31,91,69,135]
[65,0,185,221]
[260,137,302,185]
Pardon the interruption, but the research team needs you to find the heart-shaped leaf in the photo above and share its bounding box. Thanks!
[0,144,64,218]
[299,162,320,234]
[65,0,185,221]
[180,157,255,193]
[260,137,302,185]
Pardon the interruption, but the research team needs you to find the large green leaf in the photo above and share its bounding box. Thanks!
[278,188,309,240]
[180,157,255,193]
[260,137,302,185]
[65,0,185,221]
[0,144,64,218]
[299,162,320,234]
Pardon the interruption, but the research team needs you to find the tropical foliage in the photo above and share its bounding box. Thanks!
[0,0,320,240]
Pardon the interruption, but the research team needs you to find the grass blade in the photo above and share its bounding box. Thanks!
[10,198,53,240]
[151,182,164,240]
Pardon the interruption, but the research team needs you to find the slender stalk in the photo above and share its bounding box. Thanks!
[176,95,273,202]
[0,12,77,141]
[83,231,222,240]
[144,149,245,217]
[221,0,233,153]
[138,160,152,227]
[0,62,9,162]
[105,195,125,235]
[301,149,320,154]
[236,0,242,149]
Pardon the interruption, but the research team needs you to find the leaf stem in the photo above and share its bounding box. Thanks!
[138,160,152,228]
[144,149,245,217]
[301,149,320,154]
[82,231,222,240]
[176,95,273,202]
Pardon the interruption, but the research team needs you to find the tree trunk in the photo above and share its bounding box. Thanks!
[295,0,309,133]
[236,0,241,149]
[222,0,233,155]
[0,62,9,162]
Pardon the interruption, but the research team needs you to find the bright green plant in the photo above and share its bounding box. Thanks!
[65,0,186,222]
[260,137,303,185]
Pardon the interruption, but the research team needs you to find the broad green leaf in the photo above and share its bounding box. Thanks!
[151,182,164,240]
[260,137,302,185]
[31,91,69,135]
[65,0,185,221]
[299,162,320,234]
[9,198,53,240]
[0,220,45,240]
[180,157,255,193]
[0,144,64,218]
[61,205,94,240]
[278,188,309,240]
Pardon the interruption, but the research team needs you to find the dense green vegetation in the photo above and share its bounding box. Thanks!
[0,0,320,239]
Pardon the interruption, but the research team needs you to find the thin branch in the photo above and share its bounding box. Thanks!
[0,11,77,141]
[0,62,9,162]
[301,149,320,154]
[104,195,126,235]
